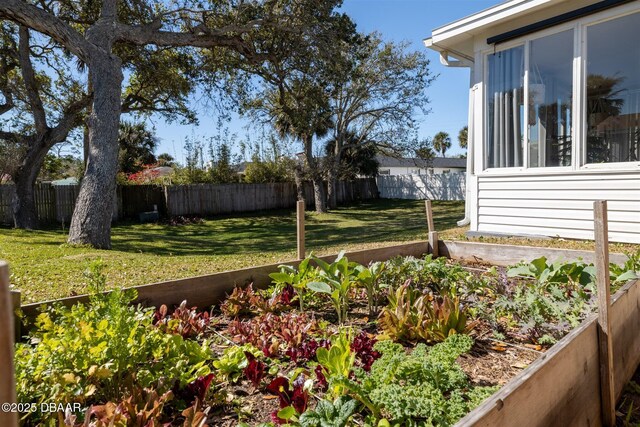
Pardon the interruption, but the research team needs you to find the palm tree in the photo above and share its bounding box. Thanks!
[267,81,333,212]
[458,126,468,150]
[433,131,452,157]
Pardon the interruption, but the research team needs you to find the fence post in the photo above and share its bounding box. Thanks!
[297,200,305,260]
[0,261,18,427]
[594,200,615,427]
[425,200,439,257]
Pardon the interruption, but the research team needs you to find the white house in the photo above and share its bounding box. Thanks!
[425,0,640,244]
[376,155,466,176]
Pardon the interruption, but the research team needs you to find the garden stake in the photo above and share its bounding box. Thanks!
[425,200,439,257]
[10,290,20,341]
[297,200,305,260]
[594,200,615,427]
[0,261,18,427]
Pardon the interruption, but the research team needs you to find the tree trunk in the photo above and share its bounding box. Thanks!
[326,152,340,210]
[11,136,48,229]
[303,136,326,213]
[310,173,326,213]
[293,164,305,202]
[67,57,122,249]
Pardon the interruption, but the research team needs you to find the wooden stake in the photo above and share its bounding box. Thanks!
[0,261,17,427]
[425,200,439,257]
[297,200,305,260]
[425,200,434,233]
[9,290,20,341]
[594,201,615,427]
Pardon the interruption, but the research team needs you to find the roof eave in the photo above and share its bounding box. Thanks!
[425,0,561,62]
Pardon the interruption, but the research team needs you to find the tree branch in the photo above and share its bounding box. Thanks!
[0,0,94,61]
[49,94,91,142]
[114,21,261,58]
[18,26,47,133]
[0,130,20,143]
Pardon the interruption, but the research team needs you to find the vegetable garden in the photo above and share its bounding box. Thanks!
[5,240,640,427]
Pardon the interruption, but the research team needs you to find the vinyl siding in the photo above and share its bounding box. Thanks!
[476,171,640,243]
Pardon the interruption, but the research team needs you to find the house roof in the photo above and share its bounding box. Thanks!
[377,155,466,169]
[424,0,602,62]
[50,177,79,186]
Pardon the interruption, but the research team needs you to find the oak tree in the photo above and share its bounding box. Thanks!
[0,0,270,247]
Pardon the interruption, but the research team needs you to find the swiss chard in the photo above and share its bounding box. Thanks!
[243,351,267,388]
[266,376,311,424]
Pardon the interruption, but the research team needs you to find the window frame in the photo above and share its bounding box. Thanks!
[479,3,640,175]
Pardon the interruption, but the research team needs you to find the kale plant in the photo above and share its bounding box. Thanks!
[333,335,496,426]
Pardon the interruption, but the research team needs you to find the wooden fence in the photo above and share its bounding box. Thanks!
[0,184,119,225]
[377,173,465,200]
[164,179,378,216]
[0,178,378,225]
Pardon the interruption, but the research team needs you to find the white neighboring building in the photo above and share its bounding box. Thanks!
[377,155,466,175]
[425,0,640,244]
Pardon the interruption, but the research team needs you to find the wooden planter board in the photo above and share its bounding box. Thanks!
[456,278,640,427]
[440,240,629,266]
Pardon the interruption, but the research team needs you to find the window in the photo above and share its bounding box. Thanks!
[486,45,524,168]
[528,30,573,167]
[484,9,640,171]
[379,169,390,175]
[486,30,574,169]
[586,13,640,163]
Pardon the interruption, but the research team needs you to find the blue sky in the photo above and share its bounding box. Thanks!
[151,0,501,162]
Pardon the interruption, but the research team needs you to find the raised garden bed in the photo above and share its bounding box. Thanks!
[6,241,640,426]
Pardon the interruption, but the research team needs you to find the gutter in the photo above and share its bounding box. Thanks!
[457,81,478,227]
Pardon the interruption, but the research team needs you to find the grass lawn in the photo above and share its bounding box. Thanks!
[1,199,466,303]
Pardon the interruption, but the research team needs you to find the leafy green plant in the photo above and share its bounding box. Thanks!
[493,257,599,343]
[378,281,474,344]
[379,255,479,297]
[269,256,316,311]
[507,256,596,287]
[212,344,262,383]
[307,252,359,324]
[335,335,496,426]
[355,262,386,317]
[243,351,267,388]
[497,254,640,343]
[15,286,212,425]
[299,396,358,427]
[611,250,640,287]
[315,329,356,397]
